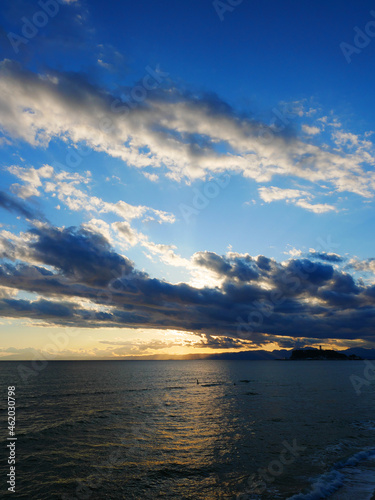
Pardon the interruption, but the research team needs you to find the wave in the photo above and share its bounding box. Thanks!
[287,448,375,499]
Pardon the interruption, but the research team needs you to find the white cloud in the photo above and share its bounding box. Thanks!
[285,247,302,257]
[332,131,359,147]
[112,221,142,248]
[0,60,375,222]
[97,59,112,70]
[348,258,375,275]
[82,218,113,244]
[143,172,159,182]
[294,199,336,213]
[258,186,336,213]
[302,124,321,135]
[8,163,175,225]
[259,186,309,202]
[0,137,11,146]
[10,183,40,199]
[0,60,374,203]
[8,164,54,199]
[6,164,180,274]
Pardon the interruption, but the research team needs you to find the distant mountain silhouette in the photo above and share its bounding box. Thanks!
[202,346,372,361]
[205,349,290,360]
[342,347,375,359]
[108,347,375,361]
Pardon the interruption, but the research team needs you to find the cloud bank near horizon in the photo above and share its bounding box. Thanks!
[1,218,375,348]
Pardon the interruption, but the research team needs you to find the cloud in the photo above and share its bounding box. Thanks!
[0,190,38,219]
[8,164,54,199]
[194,333,254,350]
[259,186,309,202]
[6,163,178,269]
[192,251,259,282]
[308,251,344,263]
[294,199,336,213]
[143,172,159,182]
[8,163,175,225]
[29,225,134,286]
[347,258,375,275]
[0,225,375,345]
[98,338,180,352]
[0,297,73,318]
[332,131,360,148]
[258,186,336,213]
[302,125,321,135]
[0,60,374,203]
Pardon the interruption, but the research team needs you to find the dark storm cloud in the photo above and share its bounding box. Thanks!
[0,297,72,318]
[29,226,134,286]
[0,190,36,218]
[193,251,259,281]
[193,252,231,275]
[285,259,334,285]
[195,334,253,349]
[328,273,360,294]
[256,255,272,271]
[315,272,362,308]
[1,225,375,343]
[308,251,344,263]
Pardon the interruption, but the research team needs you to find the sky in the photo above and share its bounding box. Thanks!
[0,0,375,359]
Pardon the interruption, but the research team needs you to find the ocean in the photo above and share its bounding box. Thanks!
[1,359,375,499]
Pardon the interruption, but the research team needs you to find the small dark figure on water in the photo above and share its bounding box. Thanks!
[196,379,199,385]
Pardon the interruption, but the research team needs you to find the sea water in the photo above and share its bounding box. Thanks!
[1,359,375,499]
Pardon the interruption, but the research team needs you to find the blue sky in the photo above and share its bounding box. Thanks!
[0,0,375,359]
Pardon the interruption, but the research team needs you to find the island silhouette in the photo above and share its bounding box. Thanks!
[290,346,362,361]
